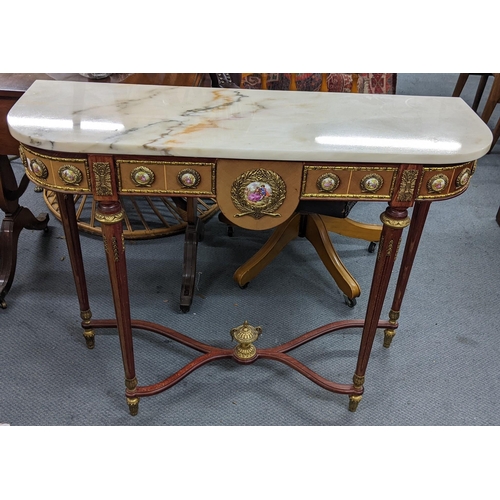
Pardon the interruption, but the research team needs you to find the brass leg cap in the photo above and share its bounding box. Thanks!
[127,397,139,416]
[383,329,396,348]
[83,331,95,350]
[349,395,362,412]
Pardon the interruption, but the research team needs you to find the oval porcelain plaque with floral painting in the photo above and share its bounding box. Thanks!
[231,169,286,219]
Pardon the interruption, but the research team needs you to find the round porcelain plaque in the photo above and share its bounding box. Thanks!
[427,174,449,193]
[361,174,384,193]
[178,169,201,188]
[30,158,48,179]
[58,165,82,185]
[131,166,155,187]
[317,173,340,192]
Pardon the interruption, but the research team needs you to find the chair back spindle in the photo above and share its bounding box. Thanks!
[320,73,328,92]
[261,73,268,90]
[351,73,358,93]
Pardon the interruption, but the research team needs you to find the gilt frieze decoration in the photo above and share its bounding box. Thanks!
[93,162,113,196]
[397,169,419,202]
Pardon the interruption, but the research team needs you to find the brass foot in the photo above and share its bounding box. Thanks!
[383,310,400,348]
[383,329,396,348]
[83,329,95,349]
[349,373,364,411]
[349,395,362,412]
[127,397,139,416]
[80,309,94,349]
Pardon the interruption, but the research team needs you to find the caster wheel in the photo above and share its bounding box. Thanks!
[344,295,357,308]
[239,283,249,289]
[227,226,234,237]
[368,242,377,253]
[0,299,6,309]
[180,305,190,313]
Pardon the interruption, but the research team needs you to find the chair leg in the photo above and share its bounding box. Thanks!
[304,214,361,300]
[233,213,363,301]
[233,213,301,287]
[180,197,202,313]
[321,216,382,242]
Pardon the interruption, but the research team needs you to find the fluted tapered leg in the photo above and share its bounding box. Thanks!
[56,192,95,348]
[96,200,138,415]
[350,206,411,411]
[383,201,431,348]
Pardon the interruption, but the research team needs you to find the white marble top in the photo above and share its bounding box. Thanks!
[8,80,493,164]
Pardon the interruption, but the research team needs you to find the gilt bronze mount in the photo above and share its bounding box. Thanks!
[231,168,286,219]
[230,320,262,361]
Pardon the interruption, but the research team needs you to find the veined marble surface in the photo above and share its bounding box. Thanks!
[7,80,493,164]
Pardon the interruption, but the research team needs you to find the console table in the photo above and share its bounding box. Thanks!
[8,80,493,415]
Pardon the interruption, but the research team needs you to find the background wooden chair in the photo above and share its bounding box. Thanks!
[453,73,500,152]
[453,73,493,112]
[217,73,397,306]
[453,73,500,225]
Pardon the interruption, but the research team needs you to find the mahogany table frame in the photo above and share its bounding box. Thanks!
[18,142,478,414]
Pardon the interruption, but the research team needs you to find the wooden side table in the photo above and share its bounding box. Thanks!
[0,74,52,308]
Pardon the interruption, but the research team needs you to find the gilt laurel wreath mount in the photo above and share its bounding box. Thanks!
[230,168,286,219]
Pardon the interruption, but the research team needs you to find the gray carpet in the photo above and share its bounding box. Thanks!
[1,74,499,427]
